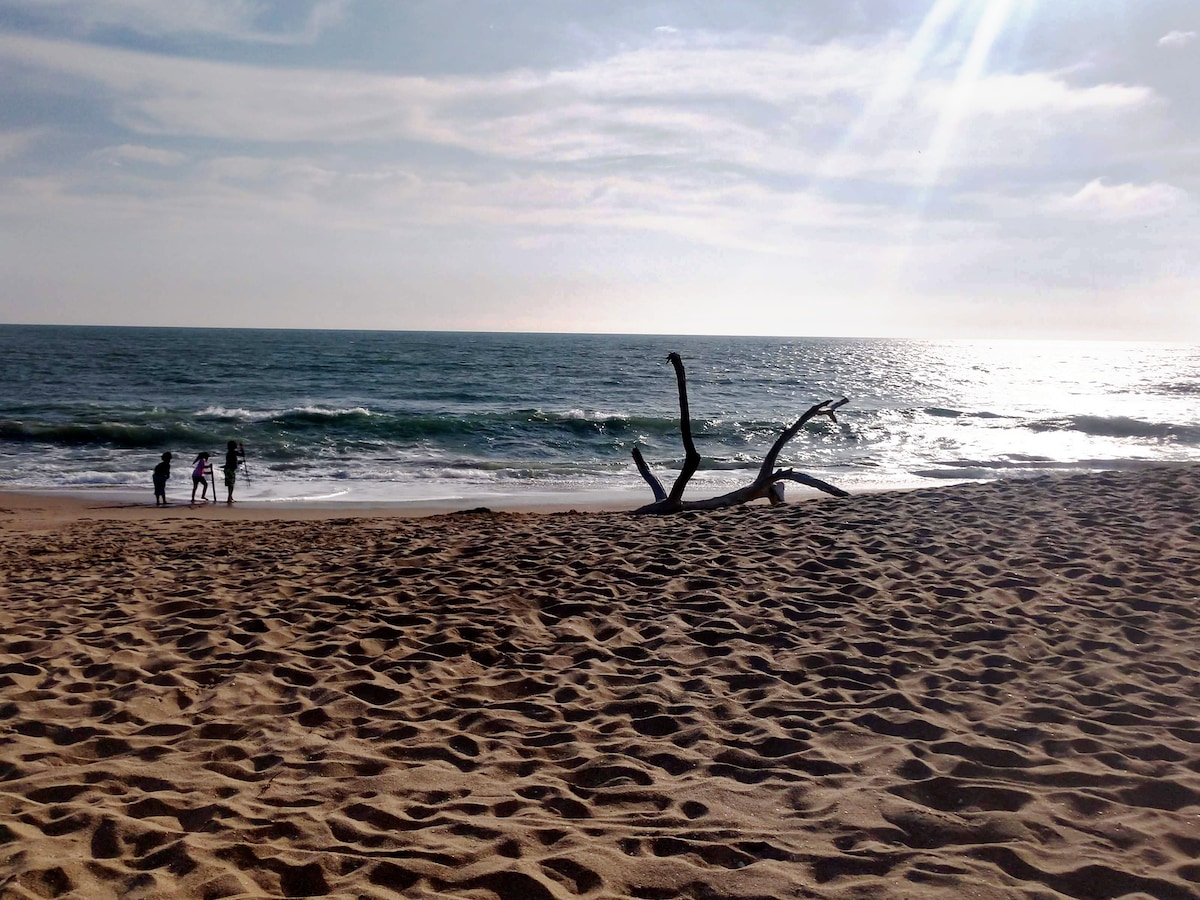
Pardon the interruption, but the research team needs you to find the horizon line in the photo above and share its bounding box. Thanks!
[1,322,1191,346]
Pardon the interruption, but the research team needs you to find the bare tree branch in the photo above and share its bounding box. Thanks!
[632,354,848,514]
[667,352,702,504]
[631,447,667,502]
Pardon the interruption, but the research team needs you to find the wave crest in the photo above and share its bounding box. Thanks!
[1027,415,1200,443]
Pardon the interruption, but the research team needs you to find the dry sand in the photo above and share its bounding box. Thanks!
[1,466,1199,899]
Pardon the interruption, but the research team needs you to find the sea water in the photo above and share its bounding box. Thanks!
[1,326,1197,507]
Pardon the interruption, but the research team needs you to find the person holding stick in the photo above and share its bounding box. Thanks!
[222,440,245,505]
[190,452,213,505]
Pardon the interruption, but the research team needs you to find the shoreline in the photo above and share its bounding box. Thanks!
[0,478,879,529]
[0,485,650,529]
[1,462,1193,530]
[3,460,1195,527]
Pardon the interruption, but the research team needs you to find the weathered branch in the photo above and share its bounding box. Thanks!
[631,447,667,502]
[667,352,701,503]
[756,397,848,483]
[632,354,848,514]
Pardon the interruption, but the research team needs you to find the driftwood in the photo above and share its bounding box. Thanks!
[633,353,849,514]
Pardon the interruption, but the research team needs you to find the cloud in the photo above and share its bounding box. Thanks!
[939,72,1152,116]
[2,0,349,45]
[0,32,445,142]
[552,37,896,103]
[1046,178,1188,221]
[0,138,905,259]
[0,29,1158,188]
[0,24,1179,276]
[0,128,43,161]
[1158,30,1197,48]
[95,143,188,165]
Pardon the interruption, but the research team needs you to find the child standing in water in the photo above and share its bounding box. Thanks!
[222,441,245,505]
[190,452,213,504]
[152,452,172,506]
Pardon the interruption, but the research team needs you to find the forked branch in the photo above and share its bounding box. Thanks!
[632,354,848,514]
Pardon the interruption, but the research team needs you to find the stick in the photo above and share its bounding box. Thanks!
[239,442,250,485]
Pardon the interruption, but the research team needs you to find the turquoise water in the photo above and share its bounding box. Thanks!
[1,326,1198,505]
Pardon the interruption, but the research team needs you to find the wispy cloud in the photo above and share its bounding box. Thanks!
[2,145,899,256]
[0,33,443,142]
[0,30,1157,185]
[0,128,43,161]
[936,72,1151,115]
[0,0,349,45]
[1158,30,1197,48]
[1046,178,1188,221]
[94,143,188,166]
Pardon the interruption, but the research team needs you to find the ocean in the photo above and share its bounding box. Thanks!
[1,325,1198,508]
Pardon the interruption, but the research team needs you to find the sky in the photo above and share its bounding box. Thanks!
[0,0,1197,339]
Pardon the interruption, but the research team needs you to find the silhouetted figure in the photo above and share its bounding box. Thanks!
[153,452,172,506]
[190,452,213,504]
[222,441,245,505]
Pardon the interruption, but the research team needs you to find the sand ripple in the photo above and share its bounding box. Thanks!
[2,466,1199,898]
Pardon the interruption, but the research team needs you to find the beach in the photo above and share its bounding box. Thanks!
[2,466,1199,900]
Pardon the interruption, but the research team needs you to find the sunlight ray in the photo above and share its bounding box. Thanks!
[873,0,1020,315]
[814,0,966,183]
[916,0,1017,195]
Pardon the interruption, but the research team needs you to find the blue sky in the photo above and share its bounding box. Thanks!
[0,0,1196,338]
